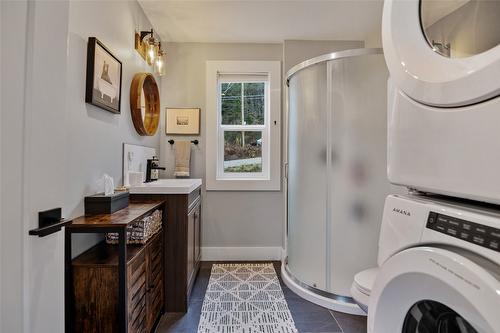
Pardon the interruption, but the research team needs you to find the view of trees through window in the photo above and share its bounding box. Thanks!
[220,82,265,173]
[221,82,265,125]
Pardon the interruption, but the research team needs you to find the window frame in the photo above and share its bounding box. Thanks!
[206,61,281,191]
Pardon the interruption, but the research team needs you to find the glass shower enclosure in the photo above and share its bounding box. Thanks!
[283,49,390,314]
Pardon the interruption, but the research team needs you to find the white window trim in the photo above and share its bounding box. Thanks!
[206,61,281,191]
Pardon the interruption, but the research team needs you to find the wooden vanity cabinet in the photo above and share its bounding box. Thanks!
[130,186,202,313]
[71,232,163,333]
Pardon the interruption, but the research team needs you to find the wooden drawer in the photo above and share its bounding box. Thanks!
[128,250,146,333]
[146,232,163,332]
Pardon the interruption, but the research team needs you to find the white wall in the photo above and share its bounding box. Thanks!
[159,43,284,260]
[0,1,160,332]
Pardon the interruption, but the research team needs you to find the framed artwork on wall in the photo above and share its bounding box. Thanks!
[165,108,201,135]
[85,37,123,113]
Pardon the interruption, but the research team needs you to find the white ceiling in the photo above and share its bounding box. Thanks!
[138,0,384,44]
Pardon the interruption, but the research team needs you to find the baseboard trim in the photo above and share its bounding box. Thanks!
[201,247,283,261]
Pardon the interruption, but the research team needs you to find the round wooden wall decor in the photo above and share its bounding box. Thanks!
[130,73,160,136]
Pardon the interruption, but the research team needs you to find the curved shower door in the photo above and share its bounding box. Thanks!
[287,61,328,289]
[327,53,389,297]
[286,49,389,309]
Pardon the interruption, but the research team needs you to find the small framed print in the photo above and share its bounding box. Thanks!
[165,108,201,135]
[85,37,122,113]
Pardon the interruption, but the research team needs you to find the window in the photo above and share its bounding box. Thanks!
[206,61,281,190]
[219,78,266,177]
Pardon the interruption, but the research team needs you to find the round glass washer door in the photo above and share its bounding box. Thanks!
[403,300,478,333]
[382,0,500,107]
[368,247,500,333]
[420,0,500,59]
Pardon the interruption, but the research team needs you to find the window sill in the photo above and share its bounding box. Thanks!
[206,178,281,191]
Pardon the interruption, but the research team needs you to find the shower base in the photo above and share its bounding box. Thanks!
[281,263,366,316]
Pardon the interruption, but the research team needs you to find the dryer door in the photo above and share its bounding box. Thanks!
[382,0,500,107]
[368,247,500,333]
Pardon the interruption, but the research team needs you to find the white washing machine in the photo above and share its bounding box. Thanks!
[351,194,500,333]
[383,0,500,205]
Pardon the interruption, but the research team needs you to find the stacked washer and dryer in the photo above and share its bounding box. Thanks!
[350,0,500,332]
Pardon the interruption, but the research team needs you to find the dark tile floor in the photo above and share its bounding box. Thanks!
[156,262,367,333]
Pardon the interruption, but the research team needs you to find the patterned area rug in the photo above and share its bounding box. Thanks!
[198,263,298,333]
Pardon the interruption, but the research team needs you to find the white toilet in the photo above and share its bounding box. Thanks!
[350,267,378,313]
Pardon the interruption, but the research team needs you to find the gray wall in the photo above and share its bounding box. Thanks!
[1,1,160,332]
[159,43,284,255]
[67,1,161,255]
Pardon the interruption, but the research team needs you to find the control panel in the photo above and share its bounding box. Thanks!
[426,212,500,253]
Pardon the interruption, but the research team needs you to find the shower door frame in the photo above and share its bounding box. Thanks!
[282,48,383,315]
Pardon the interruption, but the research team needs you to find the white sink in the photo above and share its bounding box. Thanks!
[129,178,202,194]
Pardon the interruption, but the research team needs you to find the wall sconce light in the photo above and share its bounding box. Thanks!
[135,28,164,68]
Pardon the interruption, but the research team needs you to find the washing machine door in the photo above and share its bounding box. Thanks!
[382,0,500,107]
[368,247,500,333]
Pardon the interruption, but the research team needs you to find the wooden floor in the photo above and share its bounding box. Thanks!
[156,261,367,333]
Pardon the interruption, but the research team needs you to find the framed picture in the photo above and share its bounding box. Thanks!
[85,37,122,113]
[165,108,201,135]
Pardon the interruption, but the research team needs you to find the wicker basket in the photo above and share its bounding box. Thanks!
[106,209,162,245]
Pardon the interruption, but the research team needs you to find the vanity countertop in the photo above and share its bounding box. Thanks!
[128,178,202,195]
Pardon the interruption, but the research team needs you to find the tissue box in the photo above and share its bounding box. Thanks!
[84,191,129,215]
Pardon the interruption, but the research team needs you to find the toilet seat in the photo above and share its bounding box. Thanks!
[350,267,379,313]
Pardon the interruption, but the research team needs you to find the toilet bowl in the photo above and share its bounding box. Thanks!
[350,267,378,313]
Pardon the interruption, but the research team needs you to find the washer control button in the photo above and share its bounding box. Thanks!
[447,228,457,236]
[472,236,485,245]
[491,231,500,239]
[475,227,487,234]
[427,212,437,224]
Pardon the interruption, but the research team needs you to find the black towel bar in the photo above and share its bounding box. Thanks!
[29,208,72,237]
[168,139,199,145]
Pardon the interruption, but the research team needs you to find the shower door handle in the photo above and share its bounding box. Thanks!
[320,148,338,165]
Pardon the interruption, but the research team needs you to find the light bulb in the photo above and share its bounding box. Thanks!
[146,38,156,65]
[154,50,166,76]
